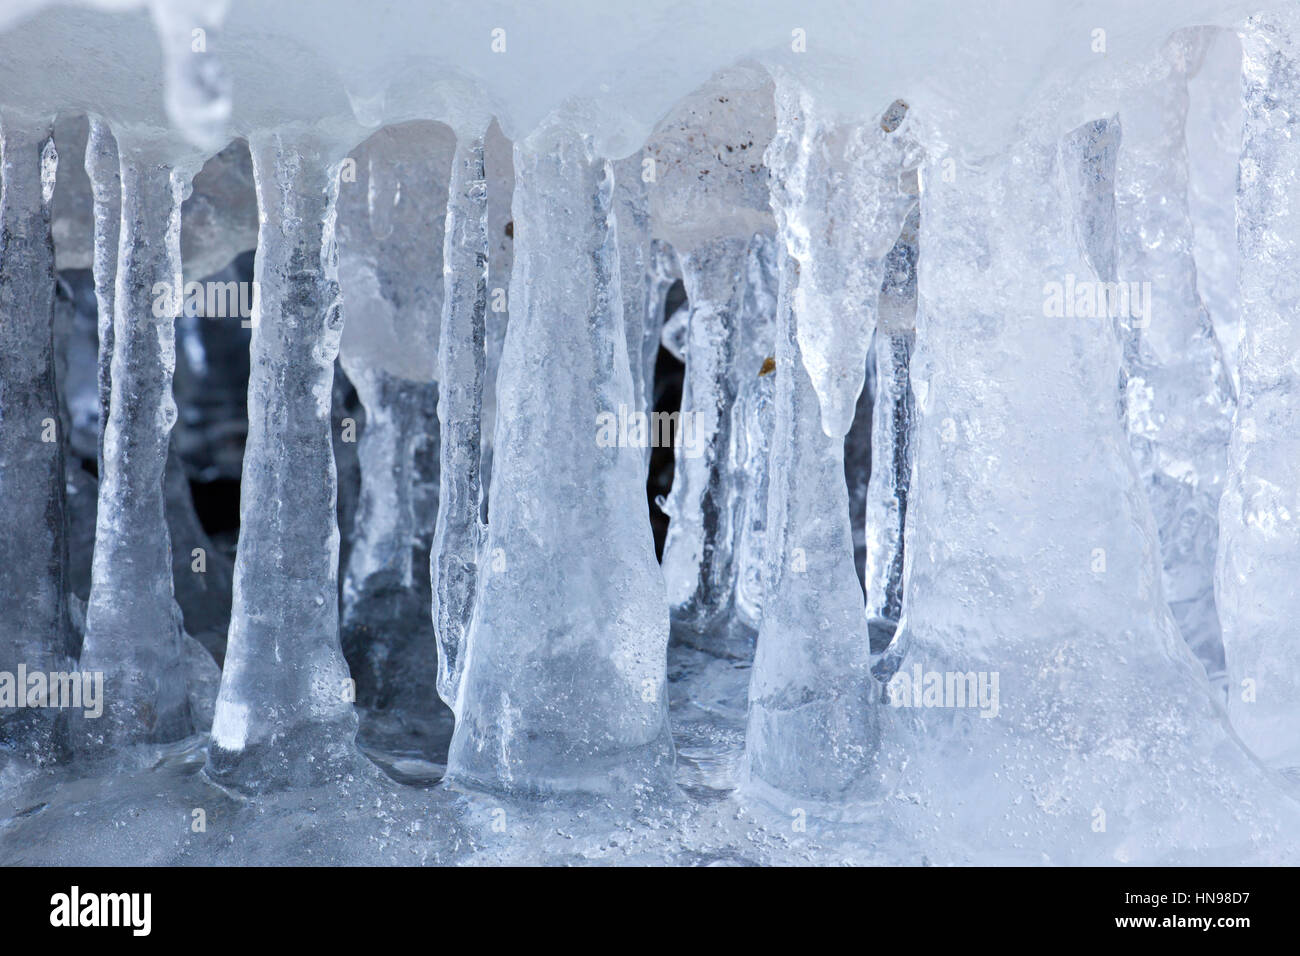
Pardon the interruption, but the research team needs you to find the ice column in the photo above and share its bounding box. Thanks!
[432,129,487,711]
[660,233,748,639]
[1219,11,1300,769]
[85,118,119,479]
[613,154,657,434]
[445,124,673,795]
[743,248,878,803]
[865,205,918,667]
[206,133,358,791]
[879,131,1297,861]
[1115,32,1234,686]
[742,91,914,802]
[0,112,71,763]
[78,142,197,748]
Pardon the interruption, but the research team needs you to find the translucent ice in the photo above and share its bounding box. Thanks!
[206,133,359,791]
[445,123,673,795]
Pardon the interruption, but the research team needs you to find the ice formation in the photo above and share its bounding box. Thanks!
[2,0,1300,865]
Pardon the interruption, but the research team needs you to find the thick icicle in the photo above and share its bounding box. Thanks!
[445,124,673,795]
[85,118,119,480]
[432,130,487,711]
[729,231,780,631]
[478,120,513,517]
[1115,32,1235,687]
[742,101,893,803]
[335,122,450,714]
[613,153,656,436]
[864,205,918,668]
[877,130,1299,861]
[659,234,748,641]
[1219,11,1300,769]
[77,143,197,748]
[206,133,358,791]
[0,111,71,763]
[743,248,877,803]
[771,81,919,440]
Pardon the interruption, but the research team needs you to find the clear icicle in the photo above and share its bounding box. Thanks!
[659,234,748,644]
[1115,32,1234,689]
[1219,11,1300,770]
[432,130,487,712]
[730,231,780,632]
[206,133,359,792]
[77,146,195,749]
[0,111,71,764]
[771,79,919,440]
[445,124,673,795]
[479,120,514,519]
[743,246,878,803]
[85,117,119,480]
[147,0,232,153]
[613,152,655,445]
[865,204,918,671]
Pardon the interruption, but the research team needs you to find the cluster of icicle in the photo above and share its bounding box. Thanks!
[3,10,1300,861]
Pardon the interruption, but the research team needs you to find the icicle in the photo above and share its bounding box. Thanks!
[0,111,71,764]
[85,117,119,480]
[147,0,232,153]
[1114,32,1234,689]
[206,133,358,792]
[478,120,513,519]
[876,130,1299,860]
[770,79,919,440]
[335,122,450,712]
[1219,11,1300,770]
[743,120,880,804]
[730,231,780,632]
[613,152,655,442]
[77,143,196,749]
[445,123,673,795]
[865,205,918,671]
[659,233,748,641]
[432,128,487,712]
